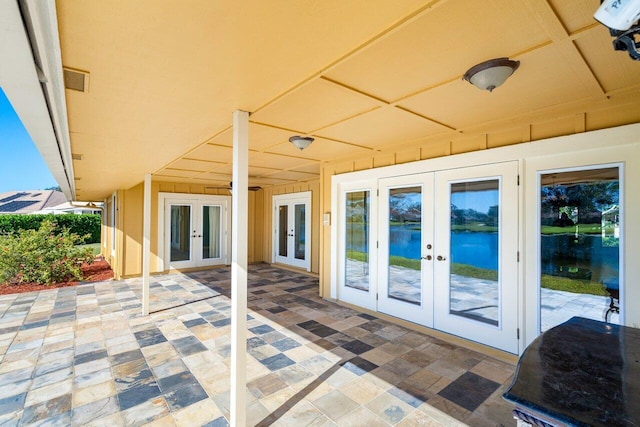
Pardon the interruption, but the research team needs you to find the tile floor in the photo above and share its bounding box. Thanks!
[0,264,517,426]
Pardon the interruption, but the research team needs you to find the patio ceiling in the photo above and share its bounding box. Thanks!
[55,0,640,200]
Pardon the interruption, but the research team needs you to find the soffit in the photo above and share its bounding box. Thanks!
[323,0,551,102]
[548,0,599,33]
[575,31,640,93]
[55,0,640,200]
[398,43,600,129]
[316,106,452,148]
[250,78,382,133]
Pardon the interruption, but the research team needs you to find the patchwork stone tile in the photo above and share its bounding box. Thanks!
[312,389,359,422]
[260,353,295,371]
[0,264,517,426]
[73,377,117,409]
[71,395,120,425]
[248,372,289,398]
[117,382,162,411]
[21,393,72,425]
[437,371,500,412]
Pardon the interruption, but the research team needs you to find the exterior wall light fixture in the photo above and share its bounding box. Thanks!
[463,58,520,92]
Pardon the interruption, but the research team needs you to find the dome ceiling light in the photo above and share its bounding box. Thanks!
[463,58,520,92]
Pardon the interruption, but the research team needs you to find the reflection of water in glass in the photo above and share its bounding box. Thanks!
[541,234,619,285]
[450,231,498,271]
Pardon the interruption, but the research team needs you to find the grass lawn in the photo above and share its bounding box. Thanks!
[76,242,102,256]
[540,224,603,235]
[541,275,608,296]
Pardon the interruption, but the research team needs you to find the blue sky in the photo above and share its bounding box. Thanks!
[0,88,58,193]
[451,189,498,214]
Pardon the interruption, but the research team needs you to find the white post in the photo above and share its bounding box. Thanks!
[142,173,151,316]
[230,110,249,427]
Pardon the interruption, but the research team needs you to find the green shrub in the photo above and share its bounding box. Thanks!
[0,213,101,243]
[0,220,94,285]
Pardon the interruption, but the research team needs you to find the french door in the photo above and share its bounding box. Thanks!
[377,174,434,327]
[273,192,311,271]
[163,194,230,269]
[433,163,519,353]
[339,162,519,353]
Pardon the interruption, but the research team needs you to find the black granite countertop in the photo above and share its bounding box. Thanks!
[503,317,640,427]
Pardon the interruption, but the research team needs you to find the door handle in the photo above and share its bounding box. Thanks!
[421,255,432,260]
[437,255,447,261]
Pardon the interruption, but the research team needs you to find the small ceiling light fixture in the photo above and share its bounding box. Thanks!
[289,135,314,151]
[463,57,520,92]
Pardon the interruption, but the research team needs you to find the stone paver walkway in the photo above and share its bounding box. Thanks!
[0,264,516,426]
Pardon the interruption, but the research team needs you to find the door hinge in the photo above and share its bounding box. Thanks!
[377,189,379,197]
[517,175,520,186]
[517,251,520,262]
[376,293,379,300]
[517,328,520,340]
[376,241,379,248]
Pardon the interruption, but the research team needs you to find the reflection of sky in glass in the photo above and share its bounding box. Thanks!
[452,189,498,214]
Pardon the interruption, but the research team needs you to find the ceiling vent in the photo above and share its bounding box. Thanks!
[63,68,89,92]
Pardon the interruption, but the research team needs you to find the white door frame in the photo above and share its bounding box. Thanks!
[158,193,231,271]
[272,191,312,271]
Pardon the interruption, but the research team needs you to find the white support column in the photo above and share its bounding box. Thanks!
[230,110,249,427]
[142,173,151,316]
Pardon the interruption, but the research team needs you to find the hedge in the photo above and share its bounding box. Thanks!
[0,214,101,244]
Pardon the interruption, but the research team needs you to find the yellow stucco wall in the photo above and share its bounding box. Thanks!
[318,106,640,299]
[112,182,258,278]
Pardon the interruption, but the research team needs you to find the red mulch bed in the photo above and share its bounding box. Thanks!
[0,257,114,295]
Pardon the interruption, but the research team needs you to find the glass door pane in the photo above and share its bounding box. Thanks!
[202,205,221,260]
[449,180,500,326]
[294,203,306,260]
[388,187,422,305]
[278,205,288,257]
[434,162,518,354]
[539,167,620,331]
[345,191,370,291]
[378,174,434,327]
[170,205,191,262]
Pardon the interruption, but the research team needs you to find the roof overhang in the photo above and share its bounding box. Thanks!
[0,0,74,200]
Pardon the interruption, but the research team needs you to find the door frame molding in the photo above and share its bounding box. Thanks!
[158,192,231,271]
[272,191,312,271]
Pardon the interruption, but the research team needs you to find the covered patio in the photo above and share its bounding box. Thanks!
[0,265,515,426]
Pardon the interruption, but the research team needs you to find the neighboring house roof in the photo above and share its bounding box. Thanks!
[30,201,103,215]
[0,190,68,215]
